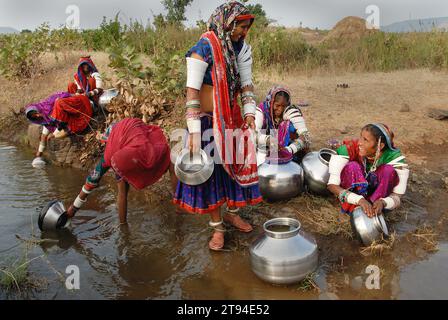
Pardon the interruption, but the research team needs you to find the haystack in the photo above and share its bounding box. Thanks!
[324,16,377,47]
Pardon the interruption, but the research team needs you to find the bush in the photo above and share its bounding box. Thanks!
[0,23,57,80]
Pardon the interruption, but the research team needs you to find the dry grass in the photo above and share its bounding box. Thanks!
[288,194,353,238]
[359,233,396,257]
[408,225,439,253]
[297,272,320,293]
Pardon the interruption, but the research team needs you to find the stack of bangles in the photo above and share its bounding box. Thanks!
[186,100,201,134]
[338,189,364,205]
[241,91,256,118]
[87,89,100,97]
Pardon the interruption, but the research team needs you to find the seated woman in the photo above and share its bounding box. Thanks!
[49,93,93,139]
[68,56,103,107]
[255,86,311,165]
[25,92,71,158]
[327,123,410,217]
[66,118,177,224]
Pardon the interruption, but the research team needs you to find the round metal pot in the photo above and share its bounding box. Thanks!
[32,157,46,168]
[250,218,318,285]
[350,206,389,246]
[38,200,70,231]
[301,148,337,195]
[98,88,119,109]
[258,160,304,202]
[175,149,214,186]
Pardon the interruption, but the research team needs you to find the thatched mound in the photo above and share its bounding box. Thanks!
[324,16,377,46]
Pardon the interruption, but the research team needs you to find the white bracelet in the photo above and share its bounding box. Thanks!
[381,196,400,210]
[346,192,364,205]
[187,119,201,134]
[82,186,93,194]
[73,195,87,209]
[243,102,256,118]
[38,142,46,153]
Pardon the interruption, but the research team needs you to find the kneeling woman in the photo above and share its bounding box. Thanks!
[327,123,410,217]
[25,92,71,158]
[255,86,311,165]
[66,118,177,224]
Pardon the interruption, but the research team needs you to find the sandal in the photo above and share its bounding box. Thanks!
[224,208,253,233]
[208,220,225,251]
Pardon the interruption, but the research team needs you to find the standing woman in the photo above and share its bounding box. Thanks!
[327,123,410,217]
[173,1,262,251]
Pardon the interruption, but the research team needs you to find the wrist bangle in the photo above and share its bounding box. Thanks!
[346,192,364,205]
[38,142,46,153]
[73,195,87,209]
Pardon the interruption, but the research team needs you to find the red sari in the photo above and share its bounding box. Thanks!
[103,118,171,190]
[50,95,93,134]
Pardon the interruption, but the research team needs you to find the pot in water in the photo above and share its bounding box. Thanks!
[301,148,336,195]
[250,218,318,285]
[350,206,389,246]
[38,200,70,231]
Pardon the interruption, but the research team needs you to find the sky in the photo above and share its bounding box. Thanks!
[1,0,447,31]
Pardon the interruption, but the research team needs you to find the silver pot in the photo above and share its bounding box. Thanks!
[301,148,337,195]
[38,200,70,231]
[250,218,318,285]
[258,160,304,202]
[98,88,119,109]
[350,206,389,246]
[175,149,214,186]
[32,157,46,168]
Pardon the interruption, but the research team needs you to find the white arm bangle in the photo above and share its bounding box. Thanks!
[187,119,201,134]
[42,126,50,136]
[186,57,208,90]
[381,195,401,210]
[346,192,364,205]
[73,195,87,209]
[92,72,103,89]
[243,102,256,118]
[393,168,410,195]
[38,142,46,153]
[237,42,253,88]
[82,186,93,194]
[328,155,349,186]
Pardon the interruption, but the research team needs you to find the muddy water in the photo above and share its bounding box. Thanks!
[1,141,447,300]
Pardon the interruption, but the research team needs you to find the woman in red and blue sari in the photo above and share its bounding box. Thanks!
[327,123,410,217]
[68,56,103,106]
[173,1,262,251]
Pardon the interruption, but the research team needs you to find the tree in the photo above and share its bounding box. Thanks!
[162,0,193,25]
[245,3,271,28]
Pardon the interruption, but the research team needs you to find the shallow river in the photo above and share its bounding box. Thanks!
[0,142,447,299]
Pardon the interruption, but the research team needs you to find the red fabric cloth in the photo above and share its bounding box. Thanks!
[342,138,364,164]
[51,95,93,133]
[103,118,171,190]
[203,31,258,187]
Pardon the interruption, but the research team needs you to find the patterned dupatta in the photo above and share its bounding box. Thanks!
[261,86,292,147]
[74,56,99,93]
[202,2,257,187]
